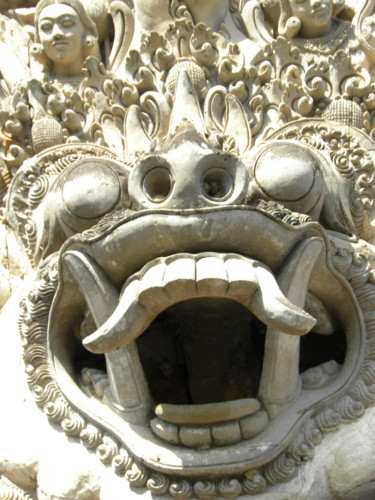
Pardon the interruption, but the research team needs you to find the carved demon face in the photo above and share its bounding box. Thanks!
[6,63,375,497]
[2,1,375,497]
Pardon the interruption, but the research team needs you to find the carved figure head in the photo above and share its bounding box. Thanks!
[32,0,99,77]
[261,0,340,38]
[288,0,333,37]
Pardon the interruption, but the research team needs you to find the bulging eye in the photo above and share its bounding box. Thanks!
[62,159,121,219]
[254,144,316,202]
[249,141,325,217]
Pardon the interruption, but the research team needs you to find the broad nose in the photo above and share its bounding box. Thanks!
[128,139,249,210]
[52,23,65,38]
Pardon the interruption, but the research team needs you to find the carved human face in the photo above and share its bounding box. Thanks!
[289,0,333,37]
[38,4,85,67]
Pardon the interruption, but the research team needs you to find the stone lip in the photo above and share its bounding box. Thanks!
[48,206,364,476]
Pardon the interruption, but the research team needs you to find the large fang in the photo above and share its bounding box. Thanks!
[259,238,323,418]
[83,252,316,354]
[63,251,152,425]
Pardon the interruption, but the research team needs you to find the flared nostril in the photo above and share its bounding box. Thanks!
[143,167,173,203]
[129,140,249,209]
[202,168,234,201]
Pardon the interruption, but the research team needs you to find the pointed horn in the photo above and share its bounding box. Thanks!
[223,94,252,153]
[125,105,151,155]
[168,70,207,138]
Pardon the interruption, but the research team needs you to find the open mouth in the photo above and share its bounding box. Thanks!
[48,206,363,475]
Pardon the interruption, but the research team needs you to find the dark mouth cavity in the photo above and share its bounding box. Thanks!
[74,292,346,413]
[136,298,263,405]
[134,297,345,407]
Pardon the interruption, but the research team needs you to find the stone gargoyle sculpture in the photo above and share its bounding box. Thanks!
[1,0,375,499]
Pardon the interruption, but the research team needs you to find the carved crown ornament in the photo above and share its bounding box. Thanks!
[1,0,375,499]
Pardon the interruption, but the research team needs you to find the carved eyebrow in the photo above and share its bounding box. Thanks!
[39,14,78,22]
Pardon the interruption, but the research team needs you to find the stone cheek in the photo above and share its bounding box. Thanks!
[0,0,375,499]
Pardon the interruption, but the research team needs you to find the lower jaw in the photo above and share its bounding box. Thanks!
[49,207,365,477]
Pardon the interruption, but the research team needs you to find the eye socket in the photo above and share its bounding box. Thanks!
[202,168,234,200]
[61,16,76,28]
[39,21,53,33]
[61,20,75,28]
[143,167,173,203]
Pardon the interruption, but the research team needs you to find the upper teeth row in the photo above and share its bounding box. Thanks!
[80,252,316,354]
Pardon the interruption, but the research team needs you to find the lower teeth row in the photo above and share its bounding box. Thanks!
[151,410,269,448]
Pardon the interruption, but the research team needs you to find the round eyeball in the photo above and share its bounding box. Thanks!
[63,159,121,219]
[254,143,318,201]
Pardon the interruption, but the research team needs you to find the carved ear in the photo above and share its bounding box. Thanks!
[223,94,252,154]
[168,70,207,139]
[124,105,152,155]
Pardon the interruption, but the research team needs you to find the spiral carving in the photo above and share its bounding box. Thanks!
[264,454,296,485]
[331,248,353,274]
[97,435,119,465]
[147,473,170,495]
[304,420,323,448]
[193,480,217,499]
[28,176,50,209]
[315,408,341,433]
[217,479,242,499]
[344,255,370,290]
[125,461,148,488]
[349,380,375,405]
[242,473,267,495]
[44,398,70,423]
[61,413,86,437]
[169,479,193,499]
[27,366,52,388]
[334,395,366,422]
[33,381,60,407]
[287,440,313,463]
[80,425,103,449]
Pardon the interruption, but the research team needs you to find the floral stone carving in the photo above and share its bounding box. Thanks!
[0,0,375,499]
